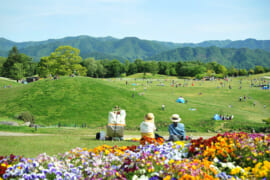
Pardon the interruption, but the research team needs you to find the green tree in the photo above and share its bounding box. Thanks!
[1,46,35,80]
[215,64,228,75]
[134,59,144,73]
[239,69,248,76]
[150,61,159,76]
[105,59,123,77]
[128,63,137,75]
[254,66,265,74]
[248,68,254,75]
[124,60,129,73]
[38,56,56,77]
[0,57,7,74]
[83,58,97,77]
[158,62,169,74]
[95,61,106,78]
[38,46,86,77]
[1,46,21,78]
[170,67,177,76]
[175,61,183,76]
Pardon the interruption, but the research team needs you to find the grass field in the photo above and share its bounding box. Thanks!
[0,73,269,157]
[0,73,269,131]
[0,127,217,157]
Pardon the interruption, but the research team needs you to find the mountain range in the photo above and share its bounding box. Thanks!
[0,36,270,69]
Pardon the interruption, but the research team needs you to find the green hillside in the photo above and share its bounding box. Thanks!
[1,36,270,64]
[0,36,178,62]
[149,47,270,69]
[0,74,269,132]
[0,77,21,87]
[0,76,155,128]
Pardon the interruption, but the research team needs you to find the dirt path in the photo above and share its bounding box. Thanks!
[0,131,211,140]
[0,131,48,136]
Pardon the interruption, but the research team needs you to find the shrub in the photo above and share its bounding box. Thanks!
[262,118,270,125]
[18,111,35,125]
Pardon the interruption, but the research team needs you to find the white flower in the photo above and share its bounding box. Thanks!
[227,162,235,169]
[137,175,148,180]
[213,157,219,163]
[138,169,146,174]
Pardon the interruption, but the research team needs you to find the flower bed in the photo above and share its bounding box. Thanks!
[1,132,269,180]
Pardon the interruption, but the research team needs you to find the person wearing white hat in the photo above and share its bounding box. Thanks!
[168,114,186,141]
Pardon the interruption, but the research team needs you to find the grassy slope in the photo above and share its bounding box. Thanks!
[0,77,22,87]
[0,74,270,132]
[0,76,156,128]
[126,73,178,79]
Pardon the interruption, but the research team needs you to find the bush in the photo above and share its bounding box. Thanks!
[214,73,225,78]
[120,73,126,77]
[262,118,270,125]
[18,111,35,125]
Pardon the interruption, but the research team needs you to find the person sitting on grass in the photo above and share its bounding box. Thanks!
[168,114,189,141]
[140,113,156,139]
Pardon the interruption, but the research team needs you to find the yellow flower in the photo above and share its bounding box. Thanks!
[163,175,171,180]
[231,167,242,175]
[104,150,110,155]
[1,163,6,167]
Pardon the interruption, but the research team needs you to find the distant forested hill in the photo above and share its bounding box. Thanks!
[0,36,180,62]
[0,36,270,68]
[149,46,270,69]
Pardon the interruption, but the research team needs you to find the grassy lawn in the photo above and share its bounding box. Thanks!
[0,73,269,158]
[0,126,218,158]
[0,135,139,158]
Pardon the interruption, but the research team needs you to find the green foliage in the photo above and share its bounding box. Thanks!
[82,57,98,77]
[38,46,87,77]
[18,111,35,125]
[262,118,270,125]
[0,56,6,73]
[254,65,265,74]
[239,69,248,76]
[150,47,270,70]
[0,37,270,71]
[1,46,35,80]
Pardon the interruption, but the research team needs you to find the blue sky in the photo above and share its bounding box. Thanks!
[0,0,269,43]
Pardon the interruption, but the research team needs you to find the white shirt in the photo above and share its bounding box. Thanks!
[140,121,156,133]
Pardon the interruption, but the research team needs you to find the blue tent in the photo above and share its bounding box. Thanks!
[213,114,221,120]
[262,86,270,90]
[176,98,185,103]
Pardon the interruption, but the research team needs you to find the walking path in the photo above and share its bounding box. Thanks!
[0,131,47,136]
[0,131,211,140]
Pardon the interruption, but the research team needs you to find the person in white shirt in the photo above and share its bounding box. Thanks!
[140,113,156,138]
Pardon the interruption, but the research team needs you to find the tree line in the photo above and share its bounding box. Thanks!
[0,46,269,80]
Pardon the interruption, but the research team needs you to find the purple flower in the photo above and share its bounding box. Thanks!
[42,169,49,174]
[3,174,9,179]
[37,173,46,179]
[23,174,31,180]
[56,171,63,176]
[50,167,57,174]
